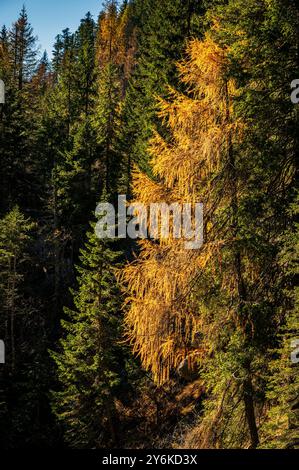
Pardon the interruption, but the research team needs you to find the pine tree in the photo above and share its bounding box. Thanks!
[75,13,96,116]
[122,2,298,444]
[0,7,40,212]
[51,221,124,448]
[92,1,136,195]
[0,207,35,370]
[260,199,299,448]
[122,36,239,387]
[120,0,205,174]
[0,25,11,82]
[0,206,38,447]
[9,6,38,90]
[202,0,299,448]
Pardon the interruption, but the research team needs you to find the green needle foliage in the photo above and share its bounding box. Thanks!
[51,222,124,448]
[0,0,298,449]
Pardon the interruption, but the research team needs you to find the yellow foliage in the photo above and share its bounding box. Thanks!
[121,35,243,384]
[96,2,136,75]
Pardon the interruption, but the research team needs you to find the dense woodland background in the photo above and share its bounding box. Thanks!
[0,0,298,449]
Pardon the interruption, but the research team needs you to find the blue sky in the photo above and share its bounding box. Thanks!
[0,0,104,57]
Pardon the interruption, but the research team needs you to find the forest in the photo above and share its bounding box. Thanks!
[0,0,298,450]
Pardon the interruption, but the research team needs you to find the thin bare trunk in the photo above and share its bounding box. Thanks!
[225,81,259,448]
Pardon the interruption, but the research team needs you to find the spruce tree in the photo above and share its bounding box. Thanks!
[0,207,41,447]
[261,198,299,448]
[120,0,205,173]
[9,6,38,90]
[51,221,124,448]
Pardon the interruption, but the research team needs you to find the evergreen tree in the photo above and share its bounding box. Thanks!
[51,221,124,448]
[0,207,35,371]
[9,6,38,90]
[261,197,299,449]
[94,1,135,195]
[122,0,299,444]
[120,0,205,173]
[0,0,298,450]
[0,6,40,211]
[0,207,45,447]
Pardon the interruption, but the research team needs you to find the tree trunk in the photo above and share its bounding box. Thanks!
[225,81,259,448]
[243,375,259,448]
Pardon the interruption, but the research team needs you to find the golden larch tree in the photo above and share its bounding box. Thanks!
[122,36,243,385]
